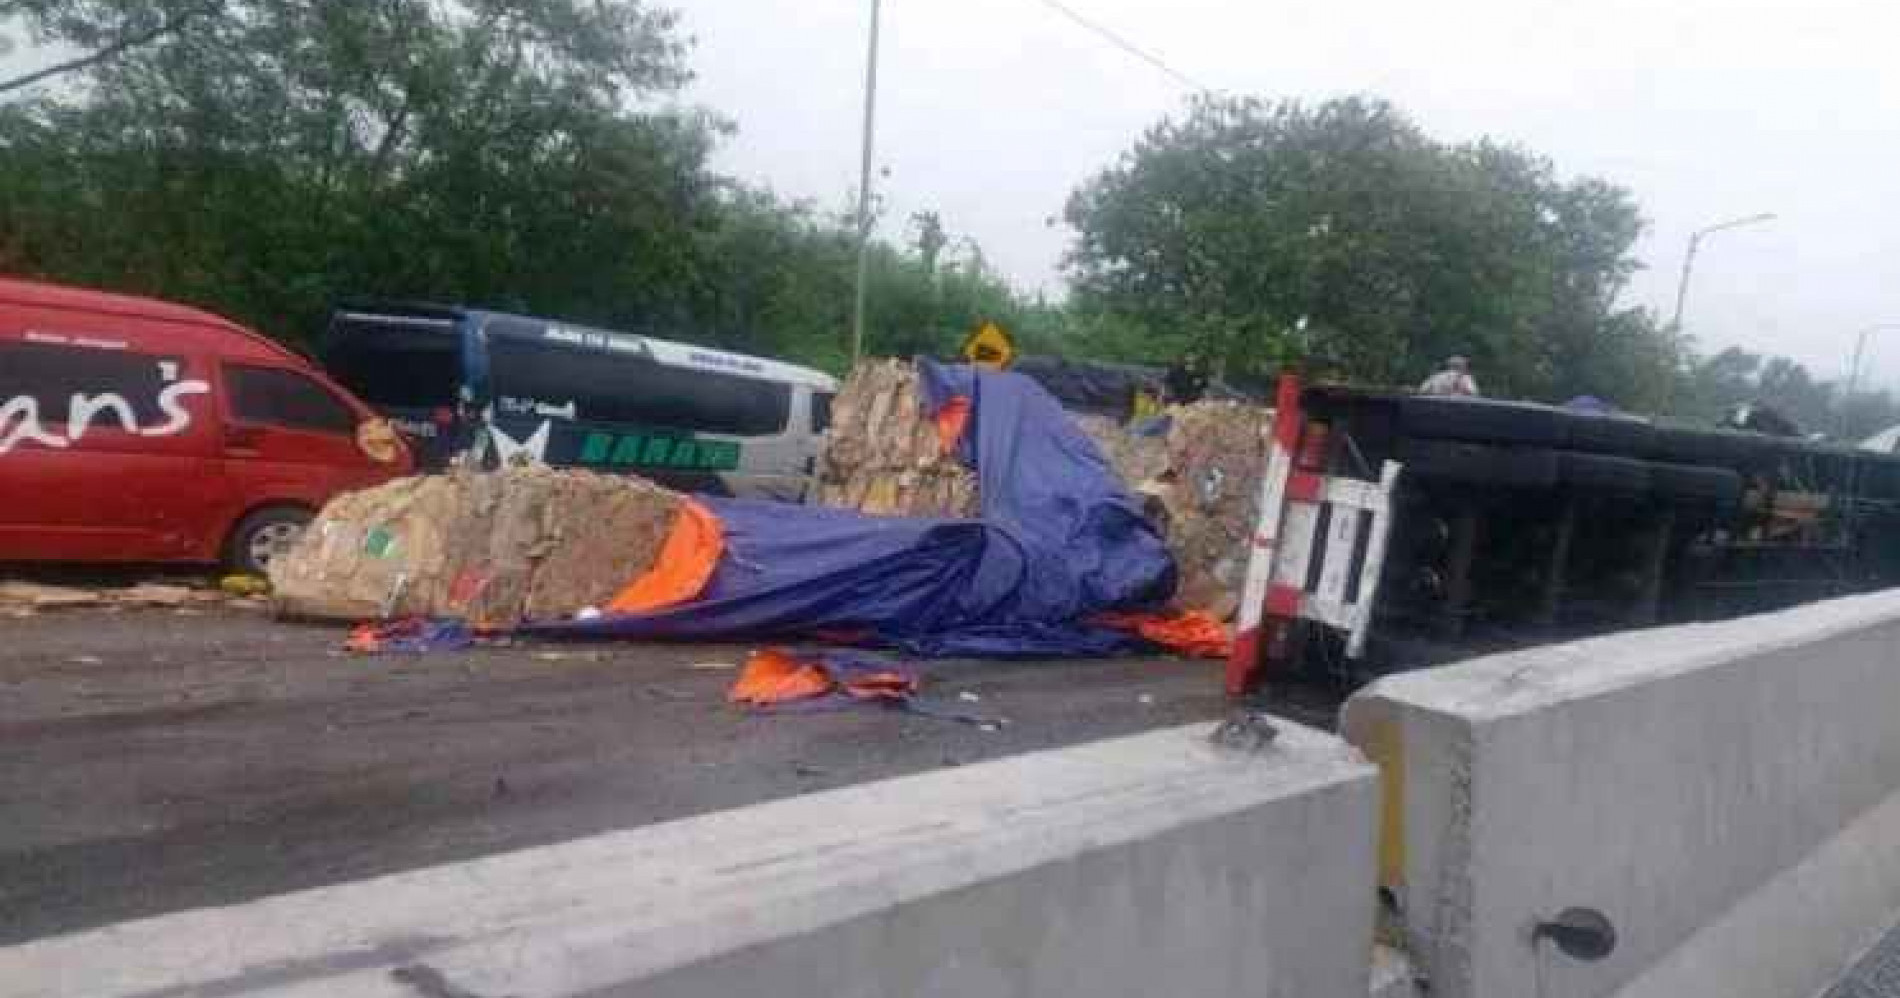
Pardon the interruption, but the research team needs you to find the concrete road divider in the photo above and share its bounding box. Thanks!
[1,721,1378,998]
[1344,589,1900,998]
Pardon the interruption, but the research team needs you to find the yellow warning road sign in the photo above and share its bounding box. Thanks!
[960,321,1015,369]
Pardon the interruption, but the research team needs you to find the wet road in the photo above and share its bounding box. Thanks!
[0,607,1334,944]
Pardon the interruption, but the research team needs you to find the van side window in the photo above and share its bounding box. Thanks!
[488,336,790,436]
[812,392,834,433]
[226,365,356,435]
[0,340,183,427]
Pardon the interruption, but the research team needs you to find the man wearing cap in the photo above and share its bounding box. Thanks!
[1419,356,1480,397]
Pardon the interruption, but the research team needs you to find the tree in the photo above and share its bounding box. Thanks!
[1668,346,1900,440]
[1063,94,1671,408]
[0,0,700,343]
[1,1,1045,373]
[0,1,224,94]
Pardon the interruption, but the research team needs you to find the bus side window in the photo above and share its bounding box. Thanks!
[487,335,791,436]
[812,392,834,433]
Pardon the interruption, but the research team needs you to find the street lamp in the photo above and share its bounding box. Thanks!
[1670,212,1776,334]
[1840,323,1900,437]
[849,0,883,366]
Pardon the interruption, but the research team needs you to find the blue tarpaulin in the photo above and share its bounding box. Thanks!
[532,358,1176,656]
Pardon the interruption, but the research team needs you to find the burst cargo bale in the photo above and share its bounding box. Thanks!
[813,358,980,518]
[269,467,681,625]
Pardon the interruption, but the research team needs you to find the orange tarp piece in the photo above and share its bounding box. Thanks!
[606,499,725,614]
[934,395,972,455]
[1095,609,1232,659]
[728,648,833,706]
[727,647,918,707]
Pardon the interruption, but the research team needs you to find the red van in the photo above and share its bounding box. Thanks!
[0,278,411,574]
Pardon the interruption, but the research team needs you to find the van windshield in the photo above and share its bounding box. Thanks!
[323,317,462,409]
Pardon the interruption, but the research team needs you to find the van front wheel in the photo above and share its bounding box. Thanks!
[225,506,313,577]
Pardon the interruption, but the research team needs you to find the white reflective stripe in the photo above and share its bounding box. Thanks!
[1345,461,1403,658]
[1324,477,1388,511]
[1236,440,1295,633]
[1315,503,1361,608]
[1306,595,1352,629]
[1273,502,1321,593]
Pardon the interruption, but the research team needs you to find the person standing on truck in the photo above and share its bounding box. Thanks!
[1419,355,1480,396]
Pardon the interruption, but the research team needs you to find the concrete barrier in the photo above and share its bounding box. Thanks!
[1,721,1378,998]
[1343,589,1900,998]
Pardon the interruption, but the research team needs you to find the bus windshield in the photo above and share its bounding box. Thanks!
[323,317,463,410]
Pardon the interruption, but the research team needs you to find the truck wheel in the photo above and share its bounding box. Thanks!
[1397,396,1569,446]
[1565,412,1655,454]
[225,506,313,576]
[1646,427,1756,469]
[1397,438,1560,490]
[1557,451,1651,495]
[1649,463,1743,507]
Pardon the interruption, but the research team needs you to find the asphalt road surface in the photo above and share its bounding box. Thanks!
[0,606,1338,945]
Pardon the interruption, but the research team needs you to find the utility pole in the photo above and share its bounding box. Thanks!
[1670,212,1776,335]
[1841,324,1900,437]
[849,0,883,366]
[1664,212,1774,411]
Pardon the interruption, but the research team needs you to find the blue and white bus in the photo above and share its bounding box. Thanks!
[321,303,837,501]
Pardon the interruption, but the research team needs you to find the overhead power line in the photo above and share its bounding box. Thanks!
[1031,0,1212,93]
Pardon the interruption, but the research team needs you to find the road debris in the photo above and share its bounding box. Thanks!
[728,648,917,709]
[532,650,605,663]
[0,582,105,610]
[1092,609,1233,659]
[344,618,476,655]
[0,577,251,615]
[218,574,271,597]
[727,648,1008,727]
[1208,711,1281,753]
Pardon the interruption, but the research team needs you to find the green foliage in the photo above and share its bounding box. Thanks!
[1671,346,1900,440]
[1062,94,1676,410]
[8,4,1843,428]
[0,0,1031,372]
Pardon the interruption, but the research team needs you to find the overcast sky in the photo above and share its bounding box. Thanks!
[5,1,1897,387]
[677,0,1900,387]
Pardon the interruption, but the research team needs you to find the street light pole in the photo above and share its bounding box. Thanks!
[849,0,883,366]
[1670,212,1776,335]
[1840,323,1900,437]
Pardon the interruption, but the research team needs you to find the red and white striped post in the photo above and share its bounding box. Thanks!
[1228,374,1307,695]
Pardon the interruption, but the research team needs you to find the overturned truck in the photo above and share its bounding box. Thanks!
[1228,378,1900,690]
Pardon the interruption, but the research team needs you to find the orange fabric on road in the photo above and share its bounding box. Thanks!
[1094,609,1232,659]
[728,648,832,705]
[727,647,919,707]
[606,499,725,614]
